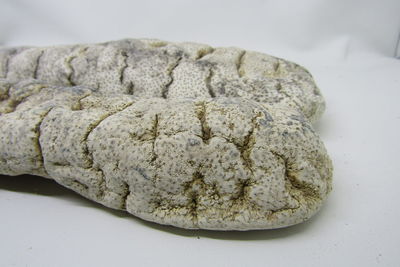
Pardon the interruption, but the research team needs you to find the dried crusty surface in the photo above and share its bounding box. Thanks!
[0,38,325,123]
[0,79,332,230]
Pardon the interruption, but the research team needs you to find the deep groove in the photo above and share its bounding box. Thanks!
[120,182,130,210]
[271,151,320,203]
[191,196,198,224]
[80,102,135,199]
[184,171,205,225]
[271,151,291,187]
[119,51,129,85]
[267,204,299,220]
[4,49,18,78]
[71,93,91,111]
[238,112,262,172]
[6,85,47,114]
[236,179,250,200]
[71,179,89,191]
[65,46,90,86]
[161,56,182,98]
[195,102,211,144]
[236,50,246,78]
[0,83,11,101]
[65,55,77,86]
[276,82,283,92]
[96,167,106,199]
[126,81,134,95]
[4,57,10,79]
[36,107,54,176]
[267,150,302,218]
[206,67,215,98]
[33,50,44,79]
[150,114,159,163]
[274,60,280,73]
[83,102,135,168]
[196,47,215,60]
[52,162,70,167]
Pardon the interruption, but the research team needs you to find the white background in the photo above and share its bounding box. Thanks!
[1,0,400,266]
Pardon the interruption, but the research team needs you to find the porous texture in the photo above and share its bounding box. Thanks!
[0,80,332,230]
[0,39,325,123]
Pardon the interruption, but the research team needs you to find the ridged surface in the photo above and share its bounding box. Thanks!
[0,80,332,230]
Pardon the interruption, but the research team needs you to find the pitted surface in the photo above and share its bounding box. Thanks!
[0,80,332,230]
[0,39,325,122]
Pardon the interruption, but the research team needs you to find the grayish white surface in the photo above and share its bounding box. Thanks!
[0,80,332,230]
[0,0,399,266]
[0,39,326,122]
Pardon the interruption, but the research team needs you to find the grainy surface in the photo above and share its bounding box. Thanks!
[0,80,332,230]
[0,39,325,123]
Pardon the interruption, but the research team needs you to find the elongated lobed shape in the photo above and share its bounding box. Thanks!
[0,39,325,123]
[0,79,332,230]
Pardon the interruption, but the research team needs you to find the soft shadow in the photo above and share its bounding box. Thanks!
[0,174,328,240]
[0,174,73,196]
[0,174,130,218]
[137,207,326,241]
[313,114,333,139]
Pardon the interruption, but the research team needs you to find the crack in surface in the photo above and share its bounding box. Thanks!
[0,82,11,102]
[120,181,130,209]
[183,170,206,225]
[195,102,211,144]
[237,111,262,173]
[119,51,129,86]
[33,50,44,79]
[161,55,182,98]
[71,179,89,191]
[126,81,134,95]
[5,85,47,114]
[275,82,283,92]
[150,114,159,163]
[195,47,215,60]
[96,167,106,199]
[82,101,135,168]
[276,82,292,98]
[64,47,89,86]
[264,151,304,219]
[65,55,77,86]
[271,151,320,204]
[206,67,215,97]
[236,50,246,78]
[235,179,250,201]
[35,107,54,176]
[71,93,92,111]
[228,111,263,204]
[3,49,18,78]
[52,162,70,167]
[267,204,299,220]
[274,60,281,73]
[79,102,135,200]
